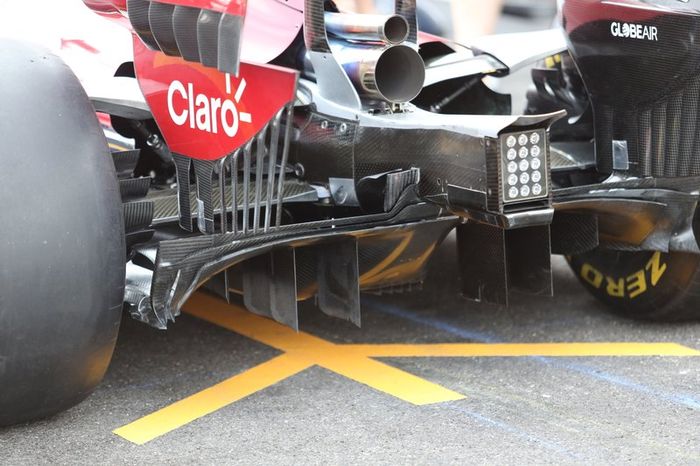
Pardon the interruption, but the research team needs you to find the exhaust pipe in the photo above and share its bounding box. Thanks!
[329,40,426,103]
[325,12,410,45]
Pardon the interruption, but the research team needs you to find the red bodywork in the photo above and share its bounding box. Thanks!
[134,39,297,160]
[562,0,660,32]
[83,0,302,160]
[82,1,447,160]
[82,0,303,63]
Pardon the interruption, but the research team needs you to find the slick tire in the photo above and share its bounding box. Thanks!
[568,249,700,322]
[0,40,125,425]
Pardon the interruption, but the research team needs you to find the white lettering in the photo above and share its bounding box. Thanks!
[188,83,195,128]
[166,78,251,137]
[611,22,658,41]
[194,94,211,132]
[210,98,221,134]
[221,99,239,138]
[167,80,188,126]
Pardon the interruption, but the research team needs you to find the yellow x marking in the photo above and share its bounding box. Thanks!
[114,292,700,445]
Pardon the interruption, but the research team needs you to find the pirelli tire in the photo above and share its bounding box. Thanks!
[0,40,125,425]
[568,250,700,322]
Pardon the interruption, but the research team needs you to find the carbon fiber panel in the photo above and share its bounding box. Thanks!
[485,136,501,212]
[197,9,222,69]
[218,14,243,75]
[292,114,356,182]
[565,2,700,177]
[394,0,418,44]
[149,195,442,323]
[173,5,201,62]
[128,0,160,50]
[111,149,140,178]
[242,249,299,330]
[549,143,596,171]
[303,0,331,52]
[119,177,151,202]
[506,225,553,297]
[173,153,193,231]
[147,207,453,329]
[457,222,508,305]
[124,200,154,234]
[354,126,486,198]
[150,180,318,224]
[317,238,361,325]
[550,212,599,255]
[149,2,179,56]
[193,160,215,234]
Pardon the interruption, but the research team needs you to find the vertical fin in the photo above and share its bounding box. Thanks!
[242,141,252,234]
[218,12,244,75]
[173,153,193,232]
[128,0,160,50]
[506,225,553,297]
[265,109,283,232]
[275,104,294,227]
[316,238,361,327]
[457,222,509,306]
[149,2,179,56]
[243,249,299,331]
[193,159,216,234]
[303,0,360,108]
[394,0,418,44]
[173,5,201,62]
[253,125,268,233]
[218,156,229,233]
[231,149,241,235]
[197,9,223,68]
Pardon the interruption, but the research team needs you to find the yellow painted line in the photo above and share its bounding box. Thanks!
[315,354,464,405]
[346,342,700,358]
[184,293,465,405]
[184,293,340,352]
[113,353,311,445]
[114,292,700,444]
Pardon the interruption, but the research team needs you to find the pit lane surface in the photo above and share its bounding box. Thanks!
[2,235,699,464]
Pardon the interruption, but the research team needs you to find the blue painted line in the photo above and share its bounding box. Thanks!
[444,404,586,461]
[364,298,700,411]
[364,298,500,344]
[542,358,700,410]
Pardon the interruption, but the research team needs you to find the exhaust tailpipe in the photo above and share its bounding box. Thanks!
[329,40,426,103]
[325,13,410,45]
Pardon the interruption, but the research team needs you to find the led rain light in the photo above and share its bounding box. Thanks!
[500,129,548,204]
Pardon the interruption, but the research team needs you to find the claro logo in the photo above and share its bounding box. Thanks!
[167,74,252,137]
[611,22,658,41]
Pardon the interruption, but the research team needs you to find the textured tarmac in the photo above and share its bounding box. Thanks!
[2,235,699,465]
[3,4,699,464]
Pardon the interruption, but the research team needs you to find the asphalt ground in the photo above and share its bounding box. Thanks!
[2,234,700,465]
[4,5,699,465]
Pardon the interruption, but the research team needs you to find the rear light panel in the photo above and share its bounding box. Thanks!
[500,129,548,204]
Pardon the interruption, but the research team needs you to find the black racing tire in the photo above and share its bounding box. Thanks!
[0,40,125,425]
[568,249,700,322]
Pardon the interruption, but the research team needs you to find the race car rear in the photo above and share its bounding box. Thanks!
[42,0,700,328]
[103,0,568,329]
[526,0,700,320]
[4,0,700,426]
